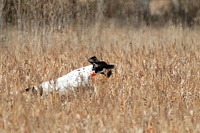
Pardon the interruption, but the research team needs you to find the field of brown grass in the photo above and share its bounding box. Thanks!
[1,23,200,132]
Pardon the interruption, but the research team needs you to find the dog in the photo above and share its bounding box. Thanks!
[25,56,114,96]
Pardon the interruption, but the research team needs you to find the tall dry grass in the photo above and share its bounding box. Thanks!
[1,23,200,132]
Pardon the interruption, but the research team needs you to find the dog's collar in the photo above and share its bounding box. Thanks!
[90,71,96,77]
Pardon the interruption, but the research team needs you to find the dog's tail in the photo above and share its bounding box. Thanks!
[24,88,31,92]
[24,86,43,96]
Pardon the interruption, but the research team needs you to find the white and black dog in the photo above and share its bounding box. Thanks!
[25,56,114,96]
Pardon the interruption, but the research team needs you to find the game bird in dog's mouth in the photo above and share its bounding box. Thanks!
[25,56,115,96]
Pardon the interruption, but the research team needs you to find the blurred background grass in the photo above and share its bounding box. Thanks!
[0,0,200,132]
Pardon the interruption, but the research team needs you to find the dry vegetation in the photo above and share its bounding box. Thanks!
[0,22,200,132]
[0,1,200,132]
[1,1,200,132]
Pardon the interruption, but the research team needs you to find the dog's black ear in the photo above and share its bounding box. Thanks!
[107,70,112,78]
[88,56,99,64]
[106,65,115,69]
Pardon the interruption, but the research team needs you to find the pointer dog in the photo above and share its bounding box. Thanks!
[25,56,114,96]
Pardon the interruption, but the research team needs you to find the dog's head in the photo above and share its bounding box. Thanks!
[88,56,114,78]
